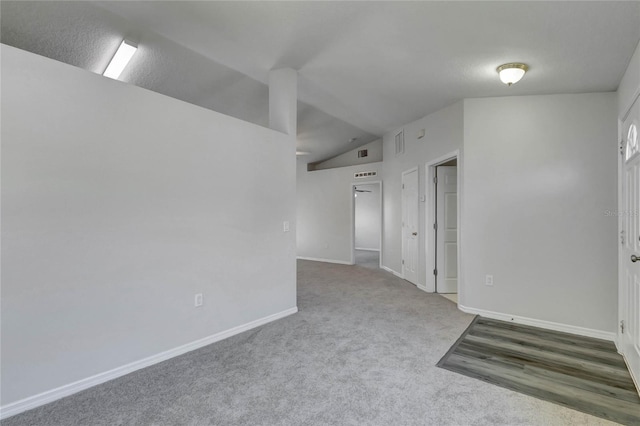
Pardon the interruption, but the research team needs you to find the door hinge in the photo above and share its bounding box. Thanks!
[621,320,625,334]
[402,184,405,189]
[434,269,438,276]
[433,177,438,184]
[620,140,624,156]
[402,259,405,265]
[433,223,438,230]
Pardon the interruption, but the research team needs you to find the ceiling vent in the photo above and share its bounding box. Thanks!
[355,171,377,179]
[358,149,368,158]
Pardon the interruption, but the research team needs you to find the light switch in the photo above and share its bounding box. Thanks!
[283,221,290,232]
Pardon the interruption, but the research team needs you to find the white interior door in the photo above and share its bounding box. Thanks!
[620,96,640,392]
[436,166,458,293]
[402,168,419,285]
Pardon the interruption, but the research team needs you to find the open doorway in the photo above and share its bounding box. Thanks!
[352,182,382,269]
[426,152,460,303]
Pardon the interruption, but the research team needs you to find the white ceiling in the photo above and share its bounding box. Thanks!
[2,1,640,163]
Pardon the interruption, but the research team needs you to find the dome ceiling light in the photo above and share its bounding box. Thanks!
[496,63,529,86]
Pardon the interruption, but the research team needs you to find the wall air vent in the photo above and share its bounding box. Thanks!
[357,149,368,158]
[395,130,405,156]
[354,171,377,179]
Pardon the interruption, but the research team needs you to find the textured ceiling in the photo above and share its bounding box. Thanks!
[0,1,378,163]
[2,1,640,163]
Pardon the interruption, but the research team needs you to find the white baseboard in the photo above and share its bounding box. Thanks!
[417,284,437,293]
[457,304,616,342]
[354,248,380,252]
[0,307,298,420]
[381,265,403,278]
[296,256,352,265]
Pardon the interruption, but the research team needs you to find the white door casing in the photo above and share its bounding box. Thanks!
[402,168,419,284]
[436,166,458,293]
[620,94,640,393]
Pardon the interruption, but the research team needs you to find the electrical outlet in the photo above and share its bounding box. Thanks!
[194,293,203,307]
[485,275,494,286]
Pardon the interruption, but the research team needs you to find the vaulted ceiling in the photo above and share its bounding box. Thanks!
[2,1,639,163]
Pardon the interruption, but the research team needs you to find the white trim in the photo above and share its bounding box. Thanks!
[425,150,462,295]
[0,307,298,420]
[354,247,380,252]
[381,265,403,278]
[425,151,461,170]
[458,304,616,342]
[350,180,355,265]
[296,256,352,265]
[417,283,429,292]
[620,351,640,396]
[618,114,624,357]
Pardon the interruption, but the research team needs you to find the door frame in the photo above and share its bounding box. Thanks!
[617,92,640,393]
[401,167,419,282]
[351,180,383,268]
[425,150,462,295]
[618,112,624,353]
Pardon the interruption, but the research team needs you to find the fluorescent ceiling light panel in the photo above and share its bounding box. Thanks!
[103,40,137,80]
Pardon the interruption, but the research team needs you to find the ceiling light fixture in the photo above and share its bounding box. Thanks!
[103,40,137,80]
[496,63,529,86]
[296,151,311,156]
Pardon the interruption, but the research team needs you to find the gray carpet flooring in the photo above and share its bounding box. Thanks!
[354,249,379,269]
[2,260,620,425]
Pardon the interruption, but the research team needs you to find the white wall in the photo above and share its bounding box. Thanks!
[462,93,617,334]
[355,184,381,251]
[618,40,640,118]
[297,161,382,264]
[381,102,464,283]
[311,138,383,171]
[1,45,297,406]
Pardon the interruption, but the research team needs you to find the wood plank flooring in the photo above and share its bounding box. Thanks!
[437,316,640,425]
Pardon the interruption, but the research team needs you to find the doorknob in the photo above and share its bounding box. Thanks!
[632,255,640,263]
[412,232,418,236]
